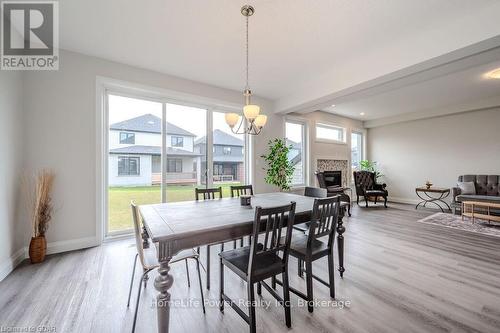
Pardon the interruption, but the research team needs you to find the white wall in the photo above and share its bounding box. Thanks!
[22,50,274,248]
[0,72,25,281]
[109,130,161,149]
[254,110,364,193]
[301,111,364,186]
[367,108,500,203]
[109,130,194,152]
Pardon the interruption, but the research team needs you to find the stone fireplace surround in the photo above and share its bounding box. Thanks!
[315,158,349,188]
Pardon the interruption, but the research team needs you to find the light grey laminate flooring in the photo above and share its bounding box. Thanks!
[1,204,499,333]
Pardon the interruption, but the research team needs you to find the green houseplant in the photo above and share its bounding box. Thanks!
[261,138,295,191]
[360,160,383,181]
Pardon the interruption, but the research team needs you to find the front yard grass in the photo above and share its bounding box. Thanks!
[108,183,241,232]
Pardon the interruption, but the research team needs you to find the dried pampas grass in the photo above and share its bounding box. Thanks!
[28,170,55,237]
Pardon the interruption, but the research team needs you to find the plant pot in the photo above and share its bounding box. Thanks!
[29,236,47,264]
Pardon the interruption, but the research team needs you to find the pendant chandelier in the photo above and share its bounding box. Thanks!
[225,5,267,135]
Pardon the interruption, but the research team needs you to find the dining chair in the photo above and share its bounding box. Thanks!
[230,184,254,248]
[195,187,223,290]
[230,184,254,197]
[293,187,327,233]
[274,196,340,313]
[128,202,205,333]
[293,187,327,276]
[219,202,296,333]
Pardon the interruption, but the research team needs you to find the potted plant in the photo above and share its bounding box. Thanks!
[359,160,384,181]
[28,170,55,264]
[261,138,295,191]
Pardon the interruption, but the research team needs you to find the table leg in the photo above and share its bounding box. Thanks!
[337,211,346,278]
[155,255,174,333]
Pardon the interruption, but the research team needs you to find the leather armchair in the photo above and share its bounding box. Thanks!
[315,172,351,216]
[353,171,388,208]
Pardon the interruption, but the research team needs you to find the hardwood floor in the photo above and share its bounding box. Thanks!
[1,204,500,333]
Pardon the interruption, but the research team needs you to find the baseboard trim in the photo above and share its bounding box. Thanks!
[0,236,100,282]
[45,236,99,255]
[0,248,26,282]
[388,196,421,205]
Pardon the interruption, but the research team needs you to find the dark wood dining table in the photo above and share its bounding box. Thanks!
[139,192,348,333]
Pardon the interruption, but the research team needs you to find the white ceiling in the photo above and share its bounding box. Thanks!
[322,53,500,122]
[60,1,500,104]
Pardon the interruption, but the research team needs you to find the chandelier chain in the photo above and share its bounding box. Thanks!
[245,14,249,90]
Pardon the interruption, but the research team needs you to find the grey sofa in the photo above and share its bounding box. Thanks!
[451,175,500,214]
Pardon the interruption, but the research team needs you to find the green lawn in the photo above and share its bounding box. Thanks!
[108,183,241,232]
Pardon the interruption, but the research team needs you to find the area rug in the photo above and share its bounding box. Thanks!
[418,212,500,238]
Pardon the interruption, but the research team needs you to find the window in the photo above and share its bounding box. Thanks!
[105,91,249,236]
[171,136,184,147]
[119,132,135,144]
[118,156,140,176]
[213,163,224,175]
[212,111,246,184]
[316,123,345,143]
[285,121,307,186]
[167,158,183,173]
[351,131,363,171]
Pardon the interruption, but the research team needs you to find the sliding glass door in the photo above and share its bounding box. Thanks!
[107,94,163,233]
[212,111,246,197]
[106,92,246,235]
[164,103,207,203]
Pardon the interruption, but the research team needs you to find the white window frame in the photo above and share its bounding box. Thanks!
[119,132,135,144]
[117,155,140,176]
[349,128,367,185]
[96,77,250,240]
[285,118,308,188]
[171,136,184,147]
[350,131,364,169]
[315,122,347,144]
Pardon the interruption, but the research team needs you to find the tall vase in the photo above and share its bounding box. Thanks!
[29,235,47,264]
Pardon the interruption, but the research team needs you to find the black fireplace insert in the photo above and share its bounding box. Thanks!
[323,170,342,188]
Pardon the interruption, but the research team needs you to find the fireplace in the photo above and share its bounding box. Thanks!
[323,171,342,187]
[316,158,349,187]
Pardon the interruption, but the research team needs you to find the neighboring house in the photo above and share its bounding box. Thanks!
[109,114,202,186]
[194,129,245,182]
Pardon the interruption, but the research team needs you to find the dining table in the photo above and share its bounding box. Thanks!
[139,192,348,333]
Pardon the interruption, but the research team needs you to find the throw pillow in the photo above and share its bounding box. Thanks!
[457,181,476,195]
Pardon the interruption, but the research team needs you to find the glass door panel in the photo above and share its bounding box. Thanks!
[165,103,207,202]
[107,94,162,233]
[212,111,245,197]
[351,131,363,171]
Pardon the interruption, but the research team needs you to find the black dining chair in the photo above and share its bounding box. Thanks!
[230,184,254,197]
[128,202,205,333]
[195,187,223,290]
[219,202,296,333]
[230,184,254,248]
[293,187,328,277]
[292,187,327,233]
[274,196,340,313]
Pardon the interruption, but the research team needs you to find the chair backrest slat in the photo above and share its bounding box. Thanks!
[195,187,223,201]
[130,201,147,269]
[308,196,340,247]
[248,202,296,276]
[230,184,254,197]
